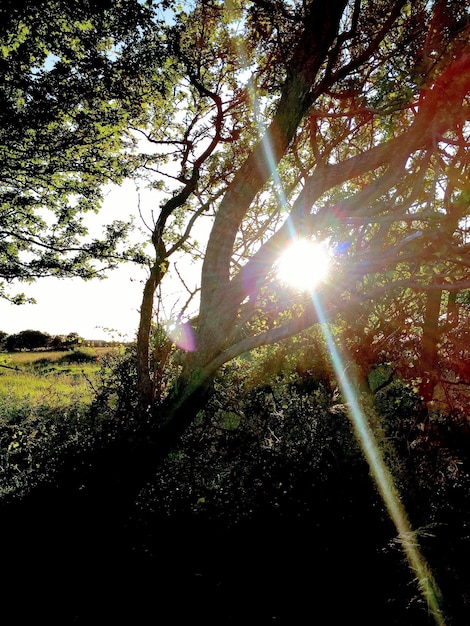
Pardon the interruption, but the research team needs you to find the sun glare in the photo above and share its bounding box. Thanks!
[277,238,330,291]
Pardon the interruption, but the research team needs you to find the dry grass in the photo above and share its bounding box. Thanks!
[2,346,117,366]
[0,348,117,408]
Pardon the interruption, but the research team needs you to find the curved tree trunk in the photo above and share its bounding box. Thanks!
[186,0,349,376]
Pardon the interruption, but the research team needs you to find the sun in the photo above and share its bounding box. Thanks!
[277,238,331,291]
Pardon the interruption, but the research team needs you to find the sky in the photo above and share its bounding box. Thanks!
[0,267,147,342]
[0,182,196,342]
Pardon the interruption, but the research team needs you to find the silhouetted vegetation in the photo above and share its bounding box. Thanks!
[1,340,470,624]
[2,1,470,624]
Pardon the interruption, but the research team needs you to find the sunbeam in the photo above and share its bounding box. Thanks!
[311,291,446,626]
[223,3,446,622]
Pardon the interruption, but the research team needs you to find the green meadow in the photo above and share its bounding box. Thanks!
[0,348,115,409]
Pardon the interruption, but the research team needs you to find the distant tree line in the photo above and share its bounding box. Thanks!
[0,329,83,351]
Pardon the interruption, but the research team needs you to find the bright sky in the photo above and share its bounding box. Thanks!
[0,182,189,342]
[0,178,331,342]
[0,267,147,342]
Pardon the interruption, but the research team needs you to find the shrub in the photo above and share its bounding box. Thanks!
[0,394,93,498]
[0,347,140,500]
[58,349,98,365]
[135,369,365,527]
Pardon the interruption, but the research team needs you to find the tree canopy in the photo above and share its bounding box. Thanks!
[0,0,169,302]
[2,3,470,623]
[3,0,469,402]
[126,0,470,410]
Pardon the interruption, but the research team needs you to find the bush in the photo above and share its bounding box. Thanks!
[0,346,139,500]
[0,395,93,498]
[3,342,470,624]
[135,370,366,527]
[58,349,98,365]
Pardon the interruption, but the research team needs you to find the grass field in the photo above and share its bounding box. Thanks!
[0,347,117,409]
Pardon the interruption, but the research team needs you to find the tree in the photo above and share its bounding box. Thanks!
[5,1,468,414]
[4,0,469,472]
[130,0,469,422]
[3,3,470,622]
[5,328,50,351]
[0,0,168,303]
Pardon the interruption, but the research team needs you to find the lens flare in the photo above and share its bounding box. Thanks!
[167,320,196,352]
[311,292,446,625]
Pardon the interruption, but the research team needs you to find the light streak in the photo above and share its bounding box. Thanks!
[311,291,446,626]
[222,4,446,620]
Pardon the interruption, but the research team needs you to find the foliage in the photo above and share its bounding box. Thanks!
[0,0,168,301]
[0,346,134,499]
[4,328,50,351]
[90,345,141,418]
[57,348,98,364]
[3,329,88,351]
[150,381,362,521]
[0,394,91,498]
[107,0,470,418]
[1,339,470,622]
[0,371,98,500]
[3,0,469,409]
[2,3,470,621]
[124,362,470,621]
[372,378,470,617]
